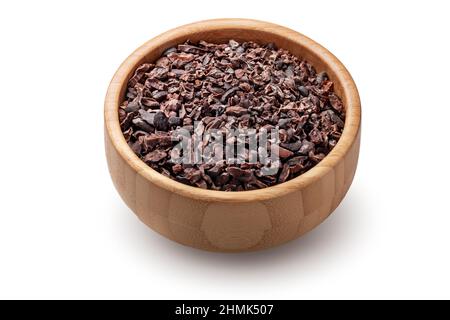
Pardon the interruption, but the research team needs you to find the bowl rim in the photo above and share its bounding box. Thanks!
[104,18,361,203]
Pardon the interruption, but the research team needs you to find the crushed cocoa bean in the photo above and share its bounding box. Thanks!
[119,40,345,191]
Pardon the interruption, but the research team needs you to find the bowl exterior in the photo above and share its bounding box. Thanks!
[105,130,359,252]
[104,19,361,252]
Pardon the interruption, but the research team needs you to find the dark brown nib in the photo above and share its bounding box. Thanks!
[119,40,345,191]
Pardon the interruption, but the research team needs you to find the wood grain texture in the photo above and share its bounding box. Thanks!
[104,19,361,252]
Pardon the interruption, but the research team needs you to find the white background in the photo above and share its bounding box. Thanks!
[1,0,449,300]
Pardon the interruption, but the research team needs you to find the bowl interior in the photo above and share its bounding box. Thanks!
[106,19,360,202]
[119,24,348,106]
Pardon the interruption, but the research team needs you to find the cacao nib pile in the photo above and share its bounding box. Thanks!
[119,40,345,191]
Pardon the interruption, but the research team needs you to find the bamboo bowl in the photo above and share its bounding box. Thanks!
[105,19,361,252]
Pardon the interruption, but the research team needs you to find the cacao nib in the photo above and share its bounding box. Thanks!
[119,39,346,191]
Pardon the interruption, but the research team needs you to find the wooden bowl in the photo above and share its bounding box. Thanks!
[104,19,361,252]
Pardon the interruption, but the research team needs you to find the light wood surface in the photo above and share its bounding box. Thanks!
[104,19,361,252]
